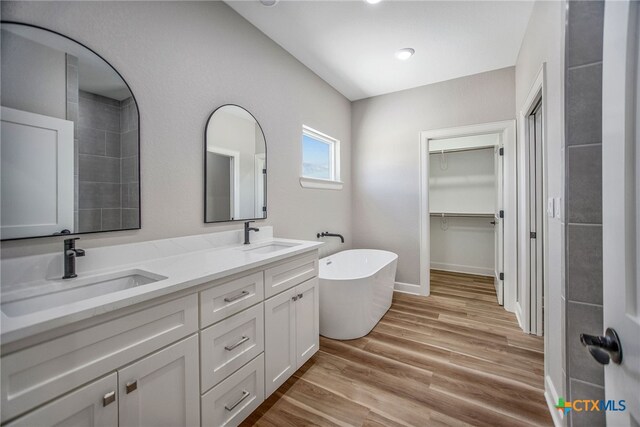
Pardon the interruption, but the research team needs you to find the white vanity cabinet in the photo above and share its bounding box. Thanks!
[119,335,200,427]
[5,373,119,427]
[264,277,319,397]
[1,248,320,427]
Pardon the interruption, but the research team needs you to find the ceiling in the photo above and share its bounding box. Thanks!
[226,0,534,101]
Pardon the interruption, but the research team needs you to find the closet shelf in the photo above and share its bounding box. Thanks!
[430,212,495,218]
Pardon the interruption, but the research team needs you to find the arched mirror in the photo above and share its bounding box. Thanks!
[0,22,140,240]
[204,105,267,223]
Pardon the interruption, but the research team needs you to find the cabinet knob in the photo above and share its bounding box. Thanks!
[292,295,298,301]
[298,293,304,299]
[126,380,138,394]
[103,391,116,407]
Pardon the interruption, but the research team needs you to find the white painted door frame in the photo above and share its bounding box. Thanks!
[419,120,517,313]
[517,65,548,335]
[602,0,640,423]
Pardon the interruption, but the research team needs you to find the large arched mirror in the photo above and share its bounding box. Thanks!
[204,105,267,223]
[0,22,140,240]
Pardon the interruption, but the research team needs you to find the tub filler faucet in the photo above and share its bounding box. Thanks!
[317,232,345,243]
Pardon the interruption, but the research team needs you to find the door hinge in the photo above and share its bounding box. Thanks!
[262,206,267,212]
[499,147,504,156]
[499,272,504,281]
[499,210,504,218]
[262,168,267,174]
[530,231,537,239]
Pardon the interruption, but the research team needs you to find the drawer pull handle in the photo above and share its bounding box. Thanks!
[103,391,116,407]
[225,335,250,351]
[225,390,250,411]
[126,381,138,394]
[224,290,249,303]
[298,293,304,299]
[292,295,298,301]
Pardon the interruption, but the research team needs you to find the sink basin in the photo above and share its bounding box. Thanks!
[1,269,167,318]
[240,241,300,255]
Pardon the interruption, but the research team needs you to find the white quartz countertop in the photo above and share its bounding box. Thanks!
[1,234,323,345]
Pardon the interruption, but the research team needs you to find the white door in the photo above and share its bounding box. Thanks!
[494,144,504,305]
[1,107,74,239]
[5,373,117,427]
[119,335,200,427]
[255,153,266,218]
[602,0,640,424]
[264,287,297,397]
[295,278,319,367]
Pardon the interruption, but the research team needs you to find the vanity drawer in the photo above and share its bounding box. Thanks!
[200,303,264,393]
[200,271,264,328]
[0,294,198,423]
[201,354,264,427]
[264,252,318,298]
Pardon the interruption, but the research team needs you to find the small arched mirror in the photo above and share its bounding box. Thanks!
[0,22,140,240]
[204,105,267,223]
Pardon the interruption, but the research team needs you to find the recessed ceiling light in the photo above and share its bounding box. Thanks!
[259,0,278,6]
[395,48,415,61]
[364,0,383,4]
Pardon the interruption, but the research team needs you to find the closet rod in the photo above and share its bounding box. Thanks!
[428,145,495,155]
[430,212,495,218]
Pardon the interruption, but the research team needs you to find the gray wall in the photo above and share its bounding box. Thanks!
[351,67,515,284]
[0,1,351,258]
[1,29,66,119]
[514,0,566,413]
[564,1,605,426]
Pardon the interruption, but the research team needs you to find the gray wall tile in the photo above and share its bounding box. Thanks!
[567,145,602,224]
[78,182,121,209]
[79,154,121,183]
[566,1,604,68]
[566,301,604,385]
[121,130,138,158]
[79,90,120,107]
[78,209,101,233]
[566,64,602,146]
[102,208,122,230]
[121,156,139,183]
[122,208,140,229]
[79,95,120,133]
[567,224,602,305]
[78,127,106,155]
[106,132,121,157]
[569,379,606,427]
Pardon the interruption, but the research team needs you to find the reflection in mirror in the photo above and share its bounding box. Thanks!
[1,23,140,240]
[205,105,266,223]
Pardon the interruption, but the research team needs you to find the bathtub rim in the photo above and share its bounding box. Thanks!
[319,249,398,282]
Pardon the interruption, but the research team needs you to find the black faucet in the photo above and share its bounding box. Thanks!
[317,232,345,243]
[244,221,259,245]
[63,238,85,279]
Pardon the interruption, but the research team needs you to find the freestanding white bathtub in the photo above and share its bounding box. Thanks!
[319,249,398,340]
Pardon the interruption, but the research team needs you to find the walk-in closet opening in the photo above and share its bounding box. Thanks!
[419,121,517,315]
[428,133,504,304]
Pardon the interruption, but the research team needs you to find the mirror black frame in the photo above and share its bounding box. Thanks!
[0,21,142,241]
[203,104,267,224]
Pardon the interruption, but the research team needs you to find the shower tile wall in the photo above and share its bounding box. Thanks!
[78,90,122,232]
[120,96,139,229]
[564,1,605,426]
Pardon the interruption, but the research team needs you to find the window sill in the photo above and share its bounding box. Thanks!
[299,177,343,190]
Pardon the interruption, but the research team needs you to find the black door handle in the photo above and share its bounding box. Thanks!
[580,328,623,365]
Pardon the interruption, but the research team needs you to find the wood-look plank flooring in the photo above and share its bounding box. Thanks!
[242,270,551,427]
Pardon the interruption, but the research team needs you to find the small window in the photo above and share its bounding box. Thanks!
[300,125,342,190]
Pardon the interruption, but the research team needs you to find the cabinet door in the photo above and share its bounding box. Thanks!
[119,335,199,427]
[264,287,297,397]
[6,373,117,427]
[295,277,319,367]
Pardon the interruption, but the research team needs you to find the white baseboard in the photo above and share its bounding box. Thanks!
[394,281,421,295]
[430,262,494,277]
[544,375,564,427]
